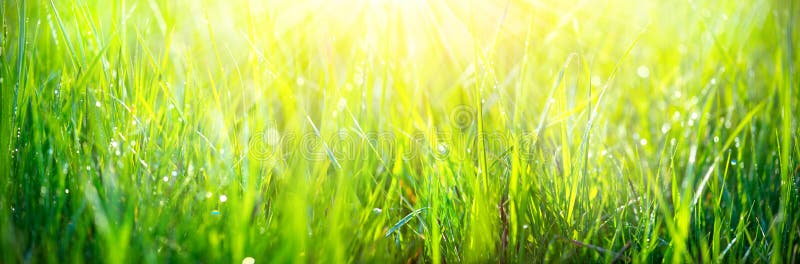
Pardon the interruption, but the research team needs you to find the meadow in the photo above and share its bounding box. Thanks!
[0,0,798,262]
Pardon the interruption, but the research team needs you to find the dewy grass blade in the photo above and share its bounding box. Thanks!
[385,208,427,238]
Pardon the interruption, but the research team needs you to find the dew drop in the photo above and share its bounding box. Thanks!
[688,145,698,164]
[637,66,650,78]
[437,143,447,154]
[661,124,671,134]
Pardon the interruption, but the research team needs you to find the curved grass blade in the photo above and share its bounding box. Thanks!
[384,208,427,238]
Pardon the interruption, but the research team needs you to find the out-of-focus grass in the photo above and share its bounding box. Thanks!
[0,0,798,262]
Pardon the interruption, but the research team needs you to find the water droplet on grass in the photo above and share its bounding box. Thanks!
[211,210,220,215]
[437,143,447,154]
[637,66,650,78]
[731,160,737,165]
[242,257,255,264]
[219,195,228,202]
[162,176,169,182]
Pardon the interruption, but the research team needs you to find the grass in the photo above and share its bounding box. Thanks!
[1,0,798,262]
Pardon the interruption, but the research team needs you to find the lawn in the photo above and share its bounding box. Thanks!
[1,0,798,262]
